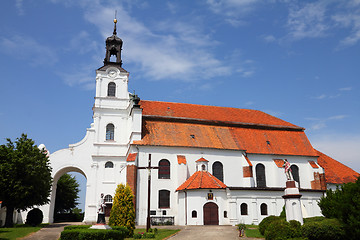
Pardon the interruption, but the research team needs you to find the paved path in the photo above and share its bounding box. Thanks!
[20,222,83,240]
[167,225,240,240]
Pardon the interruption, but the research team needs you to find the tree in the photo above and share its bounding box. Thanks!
[54,174,80,214]
[0,134,52,227]
[109,184,135,235]
[318,176,360,240]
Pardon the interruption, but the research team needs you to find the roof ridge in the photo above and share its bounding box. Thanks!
[185,171,199,190]
[209,171,222,188]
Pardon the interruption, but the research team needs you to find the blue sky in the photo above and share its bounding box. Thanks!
[1,0,360,211]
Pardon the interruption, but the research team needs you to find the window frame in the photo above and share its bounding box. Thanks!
[212,161,224,182]
[158,159,170,179]
[107,82,116,97]
[158,189,170,208]
[241,203,248,215]
[260,203,268,215]
[106,123,115,141]
[256,163,266,188]
[105,161,114,168]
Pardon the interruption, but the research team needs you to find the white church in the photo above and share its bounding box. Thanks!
[2,19,359,227]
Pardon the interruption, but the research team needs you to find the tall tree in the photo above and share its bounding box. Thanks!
[319,176,360,240]
[0,134,52,227]
[109,184,135,235]
[54,173,80,214]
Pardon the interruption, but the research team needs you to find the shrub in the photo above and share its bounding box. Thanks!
[301,218,345,240]
[279,205,286,218]
[303,216,325,224]
[143,232,155,238]
[63,225,91,230]
[109,184,135,236]
[259,215,282,235]
[133,233,142,239]
[25,208,43,226]
[60,228,129,240]
[265,219,302,240]
[237,223,246,231]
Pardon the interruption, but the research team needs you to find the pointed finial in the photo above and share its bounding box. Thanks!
[113,10,117,35]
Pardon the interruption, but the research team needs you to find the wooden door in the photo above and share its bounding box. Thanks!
[105,203,112,217]
[203,202,219,225]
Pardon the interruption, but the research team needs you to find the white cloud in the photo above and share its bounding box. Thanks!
[305,115,348,130]
[206,0,260,17]
[339,87,352,91]
[67,31,100,55]
[286,1,328,40]
[333,13,360,47]
[313,94,327,100]
[263,35,276,43]
[15,0,24,15]
[58,65,95,90]
[68,2,236,82]
[311,134,360,173]
[0,35,58,66]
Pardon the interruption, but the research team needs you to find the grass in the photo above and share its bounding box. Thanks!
[0,224,47,240]
[244,224,264,238]
[125,228,180,240]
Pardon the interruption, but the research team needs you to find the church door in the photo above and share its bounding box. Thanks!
[203,202,219,225]
[105,203,112,217]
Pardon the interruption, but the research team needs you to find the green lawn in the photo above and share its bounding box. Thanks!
[0,225,43,240]
[245,224,264,238]
[125,228,180,240]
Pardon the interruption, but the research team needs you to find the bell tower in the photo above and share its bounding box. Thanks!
[103,17,123,66]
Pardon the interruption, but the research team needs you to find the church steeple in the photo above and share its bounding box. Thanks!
[103,14,123,67]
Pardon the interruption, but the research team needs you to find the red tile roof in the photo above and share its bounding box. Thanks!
[308,160,319,169]
[316,150,359,184]
[176,171,227,191]
[135,120,317,156]
[126,153,137,162]
[273,159,284,168]
[141,100,301,129]
[196,157,209,162]
[177,155,186,165]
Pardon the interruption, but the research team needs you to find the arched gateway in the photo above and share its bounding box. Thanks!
[203,202,219,225]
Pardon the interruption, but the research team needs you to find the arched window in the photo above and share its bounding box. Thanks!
[256,164,266,188]
[192,210,197,218]
[107,82,116,97]
[158,159,170,179]
[106,123,114,140]
[158,190,170,208]
[224,211,228,218]
[104,195,112,203]
[212,161,224,182]
[201,164,206,171]
[241,203,248,215]
[290,165,300,187]
[105,161,114,168]
[260,203,268,215]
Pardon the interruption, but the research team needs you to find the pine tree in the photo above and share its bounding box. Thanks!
[109,183,135,235]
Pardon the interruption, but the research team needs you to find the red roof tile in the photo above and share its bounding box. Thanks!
[177,155,186,165]
[196,157,209,162]
[316,150,359,184]
[141,100,301,129]
[244,155,253,166]
[273,159,284,168]
[176,171,227,191]
[126,153,137,162]
[308,160,319,168]
[135,120,317,156]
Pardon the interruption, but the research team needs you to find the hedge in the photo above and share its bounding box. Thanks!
[301,218,345,240]
[264,219,302,240]
[259,215,283,235]
[60,227,129,240]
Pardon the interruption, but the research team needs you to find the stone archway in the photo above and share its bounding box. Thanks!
[203,202,219,225]
[47,166,87,223]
